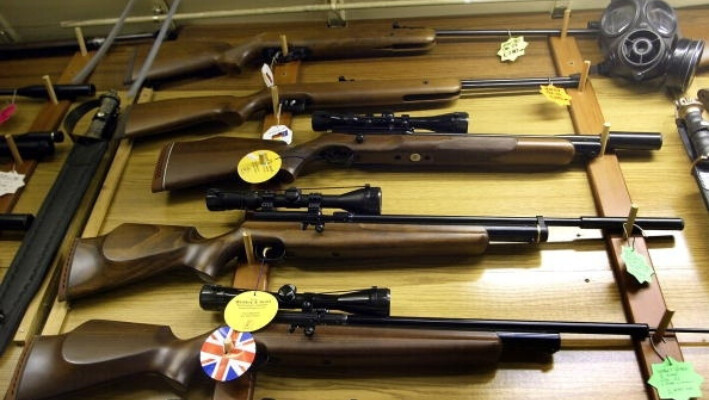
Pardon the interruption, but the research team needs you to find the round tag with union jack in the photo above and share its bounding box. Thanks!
[200,326,257,382]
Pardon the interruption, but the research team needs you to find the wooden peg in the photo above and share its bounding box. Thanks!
[242,230,256,265]
[41,75,59,105]
[4,134,23,166]
[579,60,591,92]
[270,85,280,124]
[561,9,571,40]
[623,204,639,240]
[652,309,676,341]
[280,34,289,57]
[600,122,611,156]
[74,27,88,57]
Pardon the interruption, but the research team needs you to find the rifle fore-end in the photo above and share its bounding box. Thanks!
[153,134,577,191]
[10,321,514,400]
[60,222,489,300]
[126,79,461,139]
[133,27,436,82]
[277,134,577,181]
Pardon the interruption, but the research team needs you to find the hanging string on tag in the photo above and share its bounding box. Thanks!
[254,246,272,292]
[620,207,655,285]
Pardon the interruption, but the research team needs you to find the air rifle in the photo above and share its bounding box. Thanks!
[122,75,581,139]
[10,292,709,400]
[8,320,554,400]
[151,119,661,192]
[59,185,683,300]
[129,0,706,91]
[128,24,597,83]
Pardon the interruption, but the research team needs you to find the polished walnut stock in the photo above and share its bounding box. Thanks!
[153,133,577,192]
[60,222,488,300]
[130,26,436,82]
[123,79,462,139]
[8,320,515,400]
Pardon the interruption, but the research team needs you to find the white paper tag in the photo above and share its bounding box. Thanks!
[0,170,25,196]
[261,64,275,88]
[262,125,293,144]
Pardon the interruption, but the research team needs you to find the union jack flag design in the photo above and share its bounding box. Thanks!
[200,326,257,382]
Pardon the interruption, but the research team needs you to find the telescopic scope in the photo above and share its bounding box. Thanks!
[206,185,382,215]
[200,284,391,316]
[311,111,469,134]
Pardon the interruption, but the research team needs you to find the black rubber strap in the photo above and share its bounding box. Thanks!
[0,92,120,353]
[63,98,103,138]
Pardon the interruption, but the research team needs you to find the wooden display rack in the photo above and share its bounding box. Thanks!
[19,10,706,400]
[548,36,683,399]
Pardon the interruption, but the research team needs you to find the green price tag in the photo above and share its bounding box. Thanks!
[497,36,529,62]
[621,245,654,284]
[648,357,704,400]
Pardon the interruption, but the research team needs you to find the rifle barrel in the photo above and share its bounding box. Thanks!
[274,311,709,339]
[247,211,683,230]
[244,212,682,242]
[436,28,599,37]
[561,132,663,154]
[461,75,580,90]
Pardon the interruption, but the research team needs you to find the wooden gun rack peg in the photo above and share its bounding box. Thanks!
[4,134,23,167]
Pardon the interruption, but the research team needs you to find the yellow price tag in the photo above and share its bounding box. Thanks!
[224,291,279,332]
[497,36,529,62]
[237,150,282,184]
[539,84,572,106]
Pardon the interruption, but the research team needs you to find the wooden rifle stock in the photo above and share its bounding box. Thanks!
[8,321,207,400]
[60,222,488,300]
[129,26,436,82]
[123,79,462,139]
[153,133,578,192]
[9,319,552,400]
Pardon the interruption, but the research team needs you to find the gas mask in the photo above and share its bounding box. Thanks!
[596,0,704,92]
